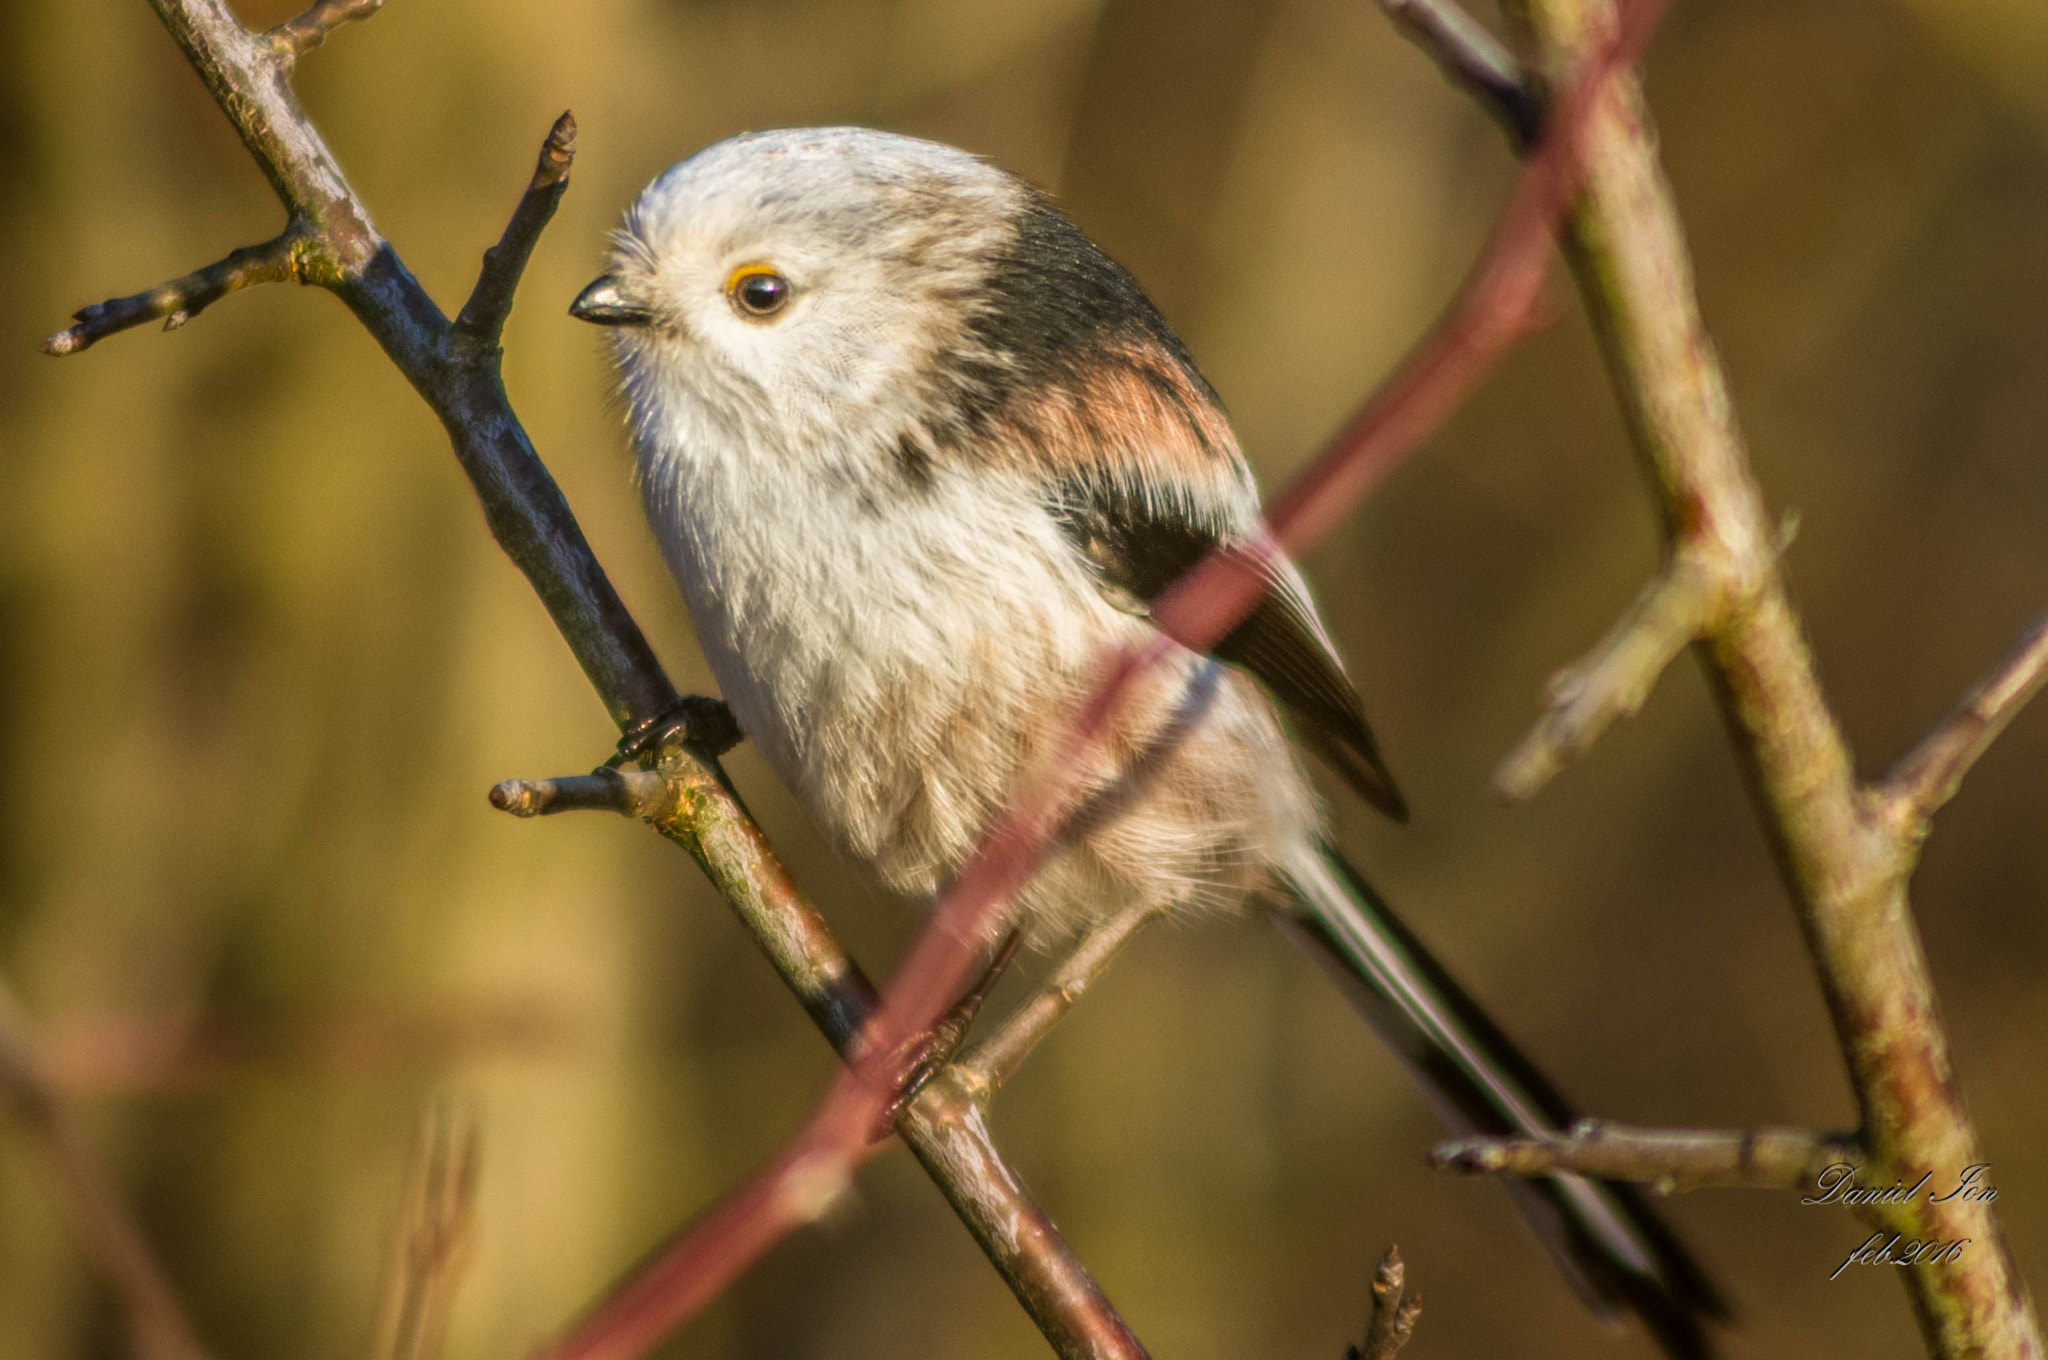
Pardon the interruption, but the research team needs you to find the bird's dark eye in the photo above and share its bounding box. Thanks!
[727,265,792,319]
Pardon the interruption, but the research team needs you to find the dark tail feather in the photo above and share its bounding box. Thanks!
[1277,842,1729,1360]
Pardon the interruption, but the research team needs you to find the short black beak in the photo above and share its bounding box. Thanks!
[570,275,654,326]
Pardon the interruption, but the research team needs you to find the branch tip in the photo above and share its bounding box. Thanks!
[271,0,386,61]
[1495,547,1722,799]
[490,769,664,818]
[1349,1244,1421,1360]
[453,113,582,346]
[44,230,309,357]
[1876,608,2048,840]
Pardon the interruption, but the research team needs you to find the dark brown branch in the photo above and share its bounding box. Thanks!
[1347,1246,1422,1360]
[0,975,214,1360]
[1875,609,2048,842]
[43,228,311,355]
[268,0,383,60]
[372,1104,481,1360]
[1429,1120,1860,1194]
[1376,0,1544,145]
[454,111,577,348]
[1494,542,1723,798]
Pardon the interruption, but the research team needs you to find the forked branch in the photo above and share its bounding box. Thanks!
[50,5,1148,1359]
[1387,0,2048,1352]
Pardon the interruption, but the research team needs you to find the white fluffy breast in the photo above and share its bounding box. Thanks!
[630,388,1319,941]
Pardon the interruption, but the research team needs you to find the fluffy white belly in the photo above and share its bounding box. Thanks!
[645,448,1317,941]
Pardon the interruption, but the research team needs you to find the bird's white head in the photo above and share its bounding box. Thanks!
[573,126,1242,504]
[575,127,1043,474]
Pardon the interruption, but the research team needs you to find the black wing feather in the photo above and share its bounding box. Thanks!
[1048,472,1408,822]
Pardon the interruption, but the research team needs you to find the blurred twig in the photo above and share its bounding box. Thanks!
[1391,0,2048,1351]
[949,901,1161,1105]
[0,974,213,1360]
[1493,541,1722,797]
[1347,1246,1422,1360]
[371,1104,481,1360]
[1376,0,1545,144]
[1430,1120,1861,1194]
[1874,609,2048,843]
[48,6,1149,1359]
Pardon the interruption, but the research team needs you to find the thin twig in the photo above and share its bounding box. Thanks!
[489,769,666,818]
[372,1103,482,1360]
[0,975,213,1360]
[1429,1120,1860,1194]
[1376,0,1545,144]
[453,111,577,347]
[1347,1245,1422,1360]
[950,901,1161,1106]
[1875,609,2048,842]
[1494,543,1723,798]
[268,0,384,60]
[43,228,311,355]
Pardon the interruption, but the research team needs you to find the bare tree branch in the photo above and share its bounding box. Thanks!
[0,974,213,1360]
[1376,0,1545,144]
[43,228,312,355]
[1347,1245,1422,1360]
[52,5,1150,1359]
[1430,1120,1860,1194]
[1875,609,2048,842]
[453,111,576,348]
[1494,542,1724,797]
[372,1104,481,1360]
[1396,0,2048,1350]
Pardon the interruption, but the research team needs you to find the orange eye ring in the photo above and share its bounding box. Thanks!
[726,265,793,319]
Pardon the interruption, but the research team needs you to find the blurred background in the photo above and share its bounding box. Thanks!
[3,0,2047,1356]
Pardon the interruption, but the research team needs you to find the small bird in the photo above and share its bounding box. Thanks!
[573,126,1724,1357]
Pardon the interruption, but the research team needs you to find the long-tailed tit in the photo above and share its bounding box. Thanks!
[573,126,1724,1357]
